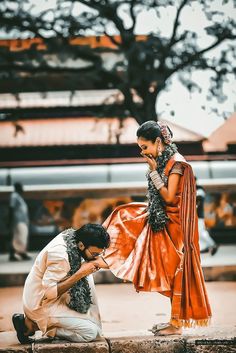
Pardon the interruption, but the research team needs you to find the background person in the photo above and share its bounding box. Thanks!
[216,193,234,227]
[195,178,218,256]
[8,182,31,261]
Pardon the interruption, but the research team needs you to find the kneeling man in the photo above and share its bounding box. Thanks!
[12,224,110,343]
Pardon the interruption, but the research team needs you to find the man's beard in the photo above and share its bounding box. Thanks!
[78,248,93,261]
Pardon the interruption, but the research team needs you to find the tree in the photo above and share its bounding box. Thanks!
[0,0,235,125]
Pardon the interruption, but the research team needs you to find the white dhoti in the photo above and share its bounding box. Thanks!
[23,298,102,343]
[53,316,101,342]
[13,222,28,253]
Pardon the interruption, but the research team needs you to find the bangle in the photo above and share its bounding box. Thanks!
[149,171,164,190]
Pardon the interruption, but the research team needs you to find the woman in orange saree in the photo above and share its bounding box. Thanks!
[94,121,212,335]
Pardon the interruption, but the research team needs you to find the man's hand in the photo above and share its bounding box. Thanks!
[57,262,100,297]
[77,262,100,278]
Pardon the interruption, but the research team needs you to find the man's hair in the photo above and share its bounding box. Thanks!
[14,182,23,193]
[74,223,110,249]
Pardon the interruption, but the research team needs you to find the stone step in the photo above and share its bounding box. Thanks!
[1,328,236,353]
[0,265,236,287]
[0,245,236,287]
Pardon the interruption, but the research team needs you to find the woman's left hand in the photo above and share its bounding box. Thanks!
[141,153,157,171]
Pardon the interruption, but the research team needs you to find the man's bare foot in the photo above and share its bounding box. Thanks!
[154,324,182,336]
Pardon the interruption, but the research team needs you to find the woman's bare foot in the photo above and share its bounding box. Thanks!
[155,324,182,336]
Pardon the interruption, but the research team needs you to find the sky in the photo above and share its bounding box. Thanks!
[2,0,236,137]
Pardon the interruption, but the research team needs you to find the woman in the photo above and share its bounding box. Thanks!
[94,121,212,335]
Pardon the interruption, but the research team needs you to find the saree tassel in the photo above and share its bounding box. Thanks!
[170,318,211,328]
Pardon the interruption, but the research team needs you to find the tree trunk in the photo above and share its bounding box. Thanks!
[142,91,157,123]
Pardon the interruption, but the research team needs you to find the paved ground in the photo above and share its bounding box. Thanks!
[0,244,236,350]
[0,282,236,337]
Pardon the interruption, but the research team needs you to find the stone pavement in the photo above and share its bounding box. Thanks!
[0,245,236,287]
[1,327,236,353]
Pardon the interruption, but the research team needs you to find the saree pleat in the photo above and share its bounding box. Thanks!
[170,163,211,327]
[103,153,212,327]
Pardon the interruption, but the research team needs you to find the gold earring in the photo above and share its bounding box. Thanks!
[157,144,162,156]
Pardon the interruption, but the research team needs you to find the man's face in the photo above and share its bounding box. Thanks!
[77,242,105,261]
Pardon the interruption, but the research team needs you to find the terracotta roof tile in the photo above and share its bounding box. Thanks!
[203,113,236,152]
[0,117,204,148]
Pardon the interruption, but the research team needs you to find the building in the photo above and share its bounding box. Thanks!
[203,113,236,154]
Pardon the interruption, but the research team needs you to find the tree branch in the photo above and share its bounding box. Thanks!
[169,35,234,75]
[78,0,126,40]
[104,30,121,47]
[168,0,188,48]
[129,0,137,31]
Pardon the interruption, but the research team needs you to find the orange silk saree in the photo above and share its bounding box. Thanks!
[103,153,212,328]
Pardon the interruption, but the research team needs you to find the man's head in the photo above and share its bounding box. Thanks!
[74,223,110,261]
[14,182,23,194]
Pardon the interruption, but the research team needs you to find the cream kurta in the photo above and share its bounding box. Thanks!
[23,233,102,337]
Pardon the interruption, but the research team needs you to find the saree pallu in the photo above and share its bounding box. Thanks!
[103,153,212,328]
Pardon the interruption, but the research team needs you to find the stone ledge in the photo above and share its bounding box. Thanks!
[184,329,236,353]
[185,342,236,353]
[203,265,236,281]
[107,335,185,353]
[0,273,29,287]
[33,337,109,353]
[1,328,236,353]
[1,265,236,287]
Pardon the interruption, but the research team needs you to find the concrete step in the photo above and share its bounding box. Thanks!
[1,327,236,353]
[0,245,236,287]
[1,266,236,288]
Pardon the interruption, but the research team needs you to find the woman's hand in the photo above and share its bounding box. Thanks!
[141,153,157,171]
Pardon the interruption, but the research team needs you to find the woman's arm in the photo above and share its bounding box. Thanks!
[158,173,181,204]
[143,155,182,204]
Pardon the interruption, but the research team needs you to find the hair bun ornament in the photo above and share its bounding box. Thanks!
[157,122,172,145]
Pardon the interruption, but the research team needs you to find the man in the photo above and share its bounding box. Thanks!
[12,224,110,344]
[196,179,218,256]
[9,182,31,261]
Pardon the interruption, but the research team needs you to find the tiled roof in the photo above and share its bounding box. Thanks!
[0,90,124,109]
[203,113,236,152]
[0,117,204,148]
